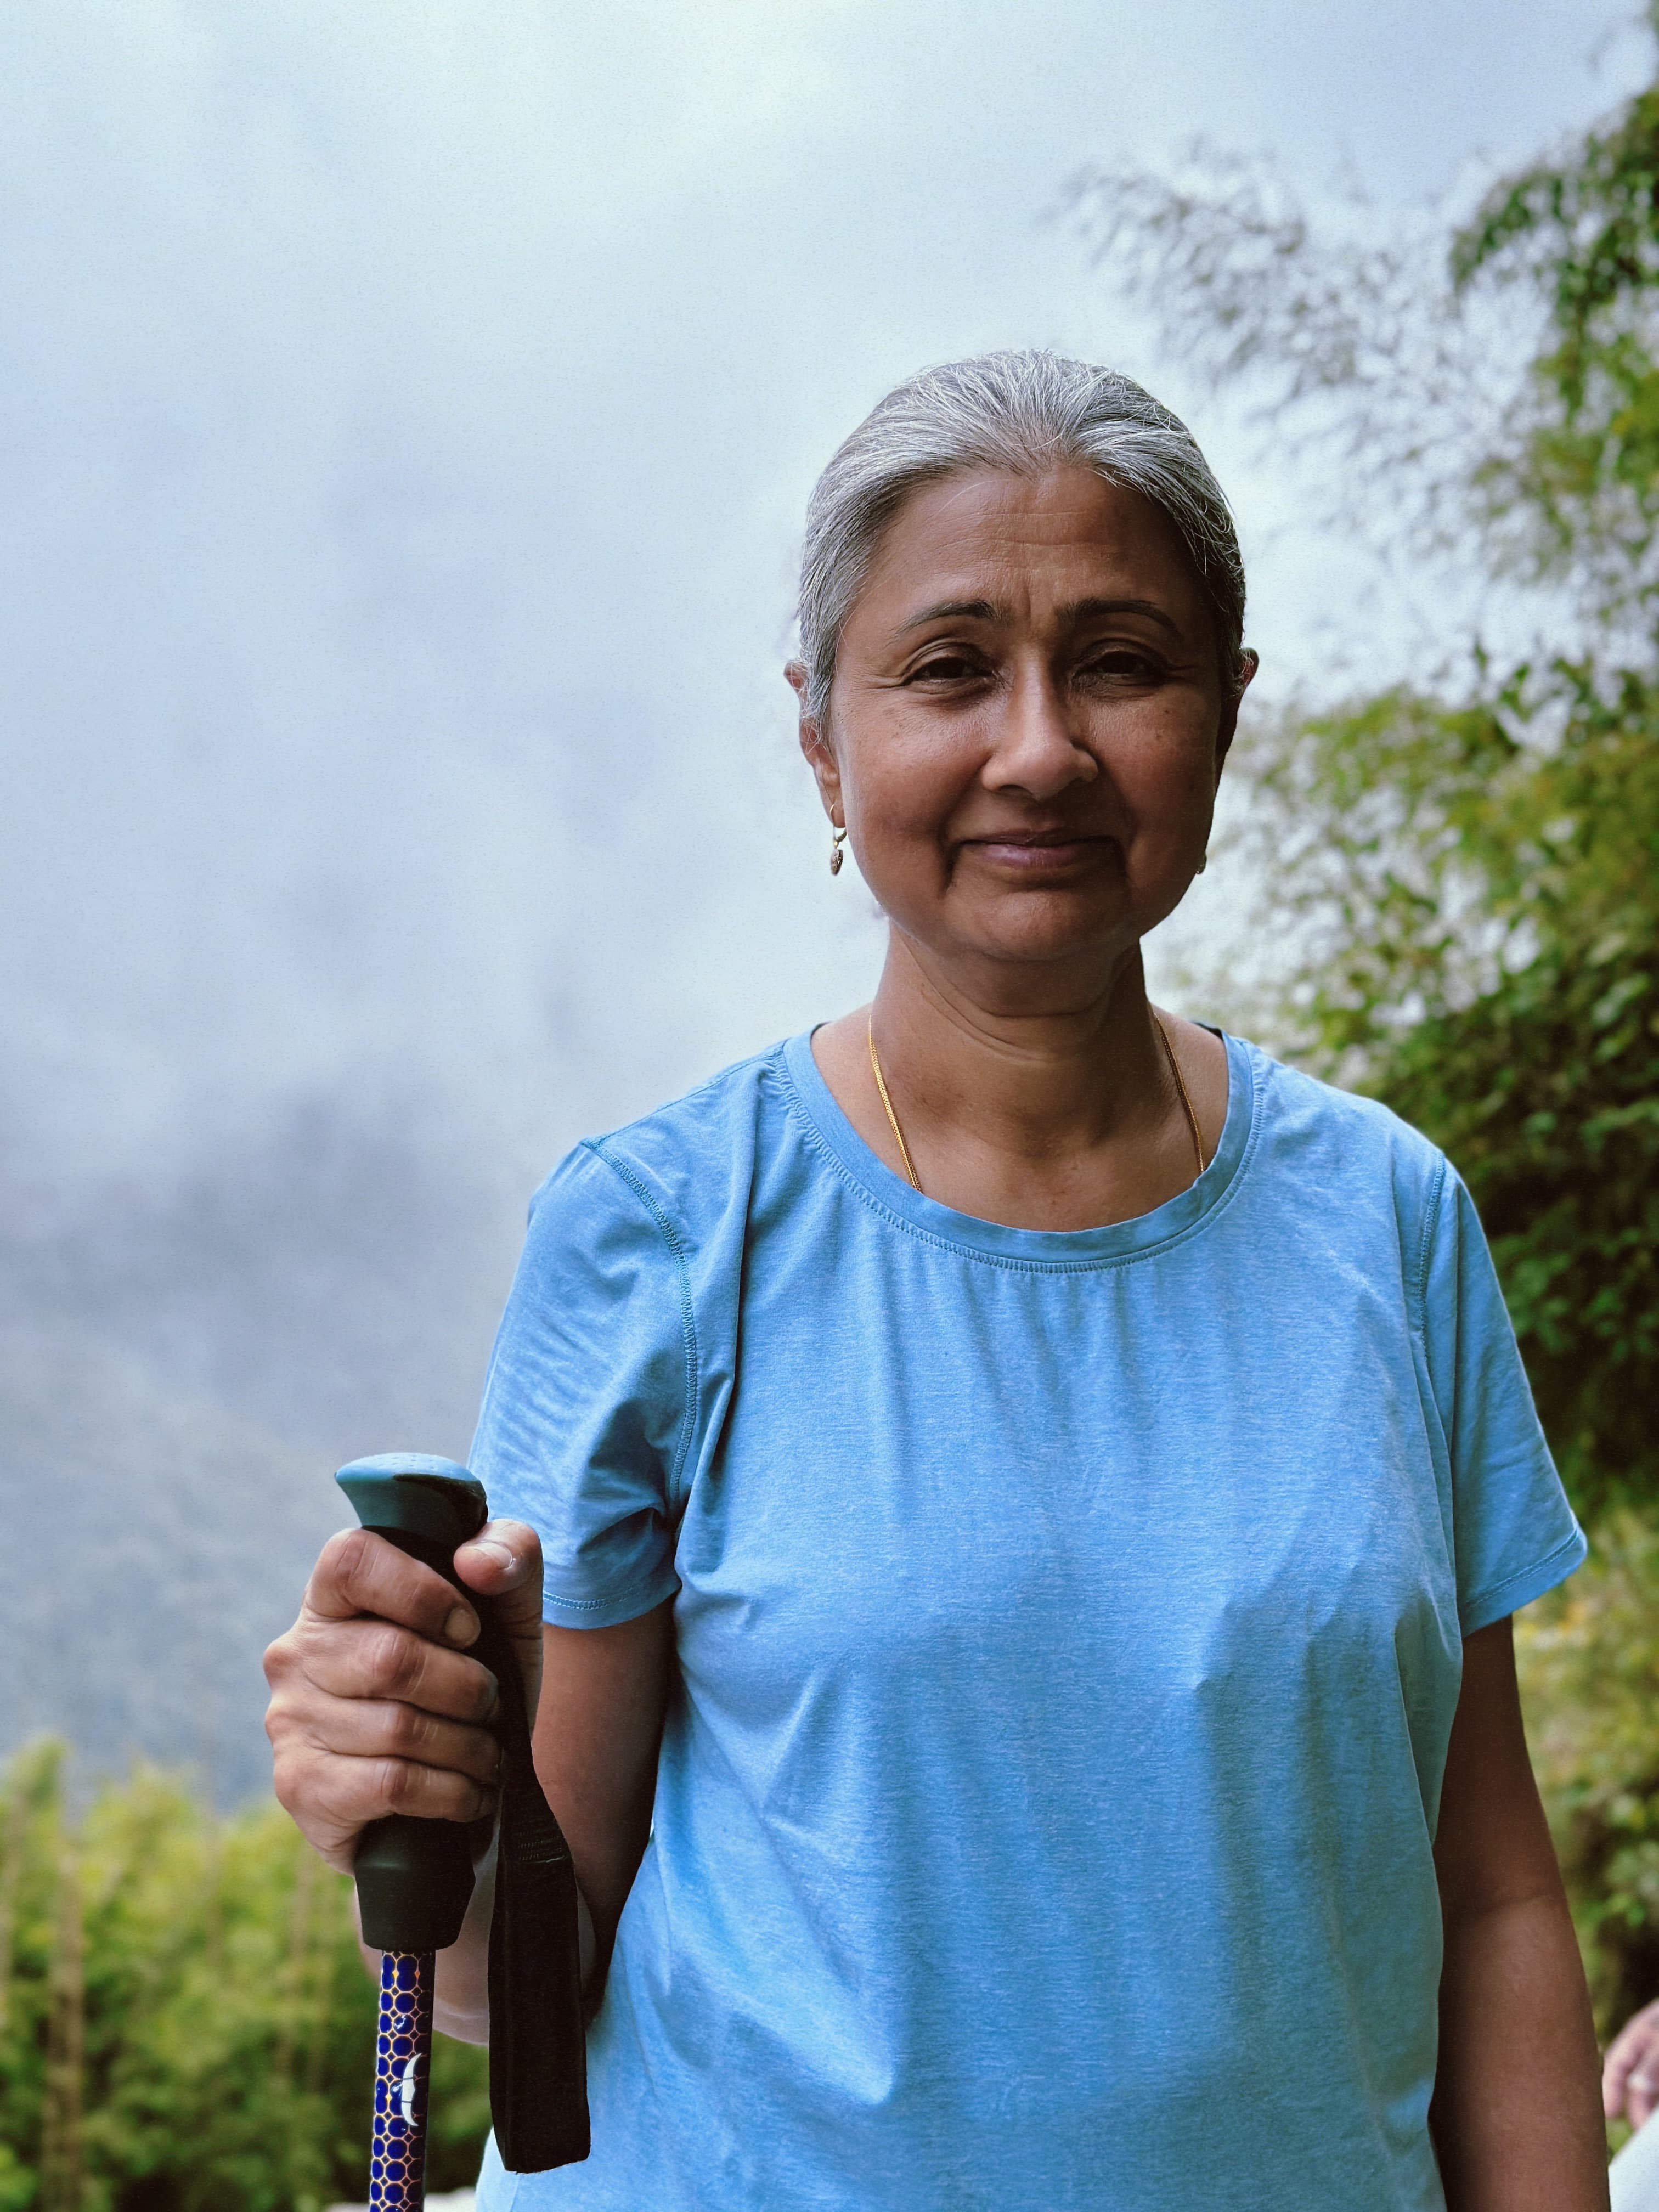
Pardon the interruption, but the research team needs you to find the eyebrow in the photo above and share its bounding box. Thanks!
[895,594,1183,640]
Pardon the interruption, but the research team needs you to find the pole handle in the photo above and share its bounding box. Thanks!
[337,1455,489,1954]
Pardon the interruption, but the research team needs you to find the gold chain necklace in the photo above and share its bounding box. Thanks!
[867,1016,923,1190]
[866,1012,1205,1199]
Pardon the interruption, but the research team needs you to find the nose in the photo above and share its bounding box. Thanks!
[982,660,1097,802]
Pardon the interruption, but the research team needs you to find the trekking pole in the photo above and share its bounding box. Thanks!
[335,1454,589,2212]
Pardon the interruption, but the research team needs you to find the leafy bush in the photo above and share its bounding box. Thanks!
[0,1743,489,2212]
[1519,1515,1659,2039]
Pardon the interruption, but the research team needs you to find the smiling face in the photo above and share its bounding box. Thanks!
[793,464,1250,1010]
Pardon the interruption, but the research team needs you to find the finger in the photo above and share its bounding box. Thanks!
[301,1617,499,1722]
[303,1527,483,1650]
[267,1722,500,1872]
[454,1519,545,1716]
[275,1741,499,1842]
[454,1518,542,1607]
[286,1685,504,1787]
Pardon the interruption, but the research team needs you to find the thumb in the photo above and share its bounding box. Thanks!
[453,1518,544,1726]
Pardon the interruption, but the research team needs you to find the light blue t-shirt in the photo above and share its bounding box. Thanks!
[471,1029,1584,2212]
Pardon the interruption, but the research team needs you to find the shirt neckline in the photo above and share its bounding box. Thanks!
[780,1024,1258,1268]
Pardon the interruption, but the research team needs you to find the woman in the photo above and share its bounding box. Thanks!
[264,352,1608,2210]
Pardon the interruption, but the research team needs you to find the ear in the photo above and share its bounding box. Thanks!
[1212,647,1259,786]
[786,660,844,825]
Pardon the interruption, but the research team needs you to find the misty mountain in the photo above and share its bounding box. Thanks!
[0,1323,336,1801]
[1,1094,526,1456]
[0,1096,529,1801]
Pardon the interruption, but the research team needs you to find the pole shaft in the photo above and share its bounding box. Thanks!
[370,1949,435,2212]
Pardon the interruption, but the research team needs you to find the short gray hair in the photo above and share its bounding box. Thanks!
[796,349,1247,723]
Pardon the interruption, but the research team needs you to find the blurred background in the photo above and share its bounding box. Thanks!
[4,0,1658,2202]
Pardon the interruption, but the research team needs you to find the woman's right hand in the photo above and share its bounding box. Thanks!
[263,1517,545,1875]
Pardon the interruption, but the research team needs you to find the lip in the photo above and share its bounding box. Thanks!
[960,831,1116,871]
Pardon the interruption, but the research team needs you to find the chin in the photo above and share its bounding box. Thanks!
[966,890,1142,958]
[958,923,1139,972]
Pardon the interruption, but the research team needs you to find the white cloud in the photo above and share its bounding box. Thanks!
[0,0,1644,1180]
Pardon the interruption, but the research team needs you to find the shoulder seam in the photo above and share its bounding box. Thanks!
[577,1139,701,1505]
[584,1043,786,1150]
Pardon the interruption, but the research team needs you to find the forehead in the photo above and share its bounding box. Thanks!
[849,464,1206,636]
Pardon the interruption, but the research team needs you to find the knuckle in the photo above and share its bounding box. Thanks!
[325,1525,377,1583]
[269,1751,302,1814]
[390,1642,434,1702]
[386,1702,433,1757]
[263,1681,310,1748]
[271,1745,327,1822]
[489,1519,541,1567]
[379,1758,422,1813]
[294,1613,352,1672]
[307,1527,365,1605]
[366,1624,422,1697]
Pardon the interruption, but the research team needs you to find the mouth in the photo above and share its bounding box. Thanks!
[960,830,1118,874]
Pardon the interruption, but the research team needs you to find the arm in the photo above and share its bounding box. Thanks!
[430,1602,675,2035]
[533,1605,675,1966]
[1429,1616,1607,2211]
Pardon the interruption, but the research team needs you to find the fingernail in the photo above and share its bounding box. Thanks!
[482,1670,500,1718]
[445,1606,478,1646]
[472,1538,517,1572]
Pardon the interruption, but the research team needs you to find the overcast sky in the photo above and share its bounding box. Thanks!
[2,0,1649,1198]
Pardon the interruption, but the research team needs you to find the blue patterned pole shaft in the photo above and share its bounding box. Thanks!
[370,1949,434,2212]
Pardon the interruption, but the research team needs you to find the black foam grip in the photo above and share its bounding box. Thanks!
[351,1513,589,2170]
[352,1524,480,1953]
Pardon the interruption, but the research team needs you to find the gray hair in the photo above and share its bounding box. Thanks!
[796,349,1247,724]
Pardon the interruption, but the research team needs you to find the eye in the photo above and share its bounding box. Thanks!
[907,650,988,684]
[1078,645,1163,685]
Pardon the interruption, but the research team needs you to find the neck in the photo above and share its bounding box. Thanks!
[868,929,1169,1166]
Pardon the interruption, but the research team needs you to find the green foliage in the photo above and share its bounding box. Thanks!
[0,1744,489,2212]
[1454,25,1659,610]
[1518,1515,1659,2035]
[1233,657,1659,1519]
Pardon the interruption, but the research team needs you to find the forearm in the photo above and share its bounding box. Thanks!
[430,1843,496,2042]
[1431,1888,1607,2212]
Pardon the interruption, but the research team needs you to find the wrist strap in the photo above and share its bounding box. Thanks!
[475,1598,590,2171]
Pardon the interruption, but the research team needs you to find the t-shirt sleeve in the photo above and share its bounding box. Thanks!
[469,1141,691,1629]
[1419,1159,1587,1634]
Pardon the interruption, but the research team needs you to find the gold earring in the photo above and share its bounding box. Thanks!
[830,826,847,876]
